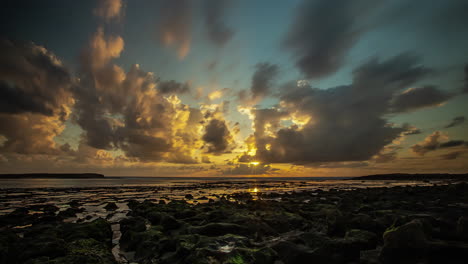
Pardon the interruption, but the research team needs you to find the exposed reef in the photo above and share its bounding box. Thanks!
[1,182,467,263]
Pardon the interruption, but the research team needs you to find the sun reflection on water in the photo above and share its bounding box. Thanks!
[250,187,259,193]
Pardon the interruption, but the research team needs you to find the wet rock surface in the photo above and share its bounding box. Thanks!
[0,182,467,263]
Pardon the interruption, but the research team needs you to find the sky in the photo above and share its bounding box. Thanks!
[0,0,467,177]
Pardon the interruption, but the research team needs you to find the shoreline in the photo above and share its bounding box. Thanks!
[1,182,467,263]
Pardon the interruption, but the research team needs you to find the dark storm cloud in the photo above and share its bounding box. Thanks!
[249,53,431,164]
[202,119,233,154]
[0,38,72,116]
[283,0,382,79]
[157,80,190,95]
[238,63,279,104]
[390,86,453,113]
[117,132,171,162]
[445,116,465,128]
[251,63,279,99]
[202,0,235,47]
[411,131,468,156]
[0,38,74,155]
[0,81,54,115]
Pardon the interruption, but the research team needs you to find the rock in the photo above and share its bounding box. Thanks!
[61,218,113,244]
[191,223,248,237]
[116,219,157,255]
[104,202,118,211]
[120,230,146,251]
[379,219,430,263]
[42,204,59,213]
[68,200,81,208]
[0,230,18,263]
[160,215,182,231]
[325,209,347,236]
[27,238,116,264]
[147,211,164,225]
[252,247,277,264]
[345,229,378,250]
[383,219,429,248]
[349,213,385,234]
[457,216,468,241]
[58,207,84,218]
[134,240,159,261]
[0,208,32,227]
[19,237,68,262]
[174,209,197,219]
[271,241,316,264]
[299,231,365,263]
[120,216,146,233]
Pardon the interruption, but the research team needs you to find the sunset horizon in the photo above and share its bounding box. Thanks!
[1,1,468,263]
[0,0,467,178]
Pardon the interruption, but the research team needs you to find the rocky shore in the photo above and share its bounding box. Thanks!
[1,182,467,264]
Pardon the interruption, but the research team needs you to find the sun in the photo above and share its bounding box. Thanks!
[250,161,260,166]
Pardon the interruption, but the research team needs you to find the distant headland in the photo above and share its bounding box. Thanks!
[351,173,468,181]
[0,173,105,179]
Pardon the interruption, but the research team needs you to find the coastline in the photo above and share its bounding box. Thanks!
[1,181,467,263]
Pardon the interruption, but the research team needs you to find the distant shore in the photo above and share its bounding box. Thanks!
[0,173,105,179]
[350,173,468,181]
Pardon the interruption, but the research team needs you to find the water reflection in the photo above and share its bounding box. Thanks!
[250,187,259,193]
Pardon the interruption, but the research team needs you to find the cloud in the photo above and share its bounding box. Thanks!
[202,119,234,154]
[402,124,422,135]
[208,88,230,101]
[81,27,124,71]
[238,63,279,104]
[241,53,431,164]
[201,156,211,163]
[390,86,453,113]
[75,26,205,163]
[94,0,123,21]
[283,0,382,79]
[157,0,192,59]
[445,116,465,128]
[440,151,465,160]
[157,80,190,95]
[251,63,279,99]
[223,163,275,175]
[202,0,235,46]
[0,39,73,117]
[372,152,397,163]
[411,131,468,156]
[0,39,74,155]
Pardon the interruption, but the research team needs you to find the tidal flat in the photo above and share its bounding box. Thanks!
[1,180,467,264]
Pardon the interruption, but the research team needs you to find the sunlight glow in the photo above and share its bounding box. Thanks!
[250,161,260,166]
